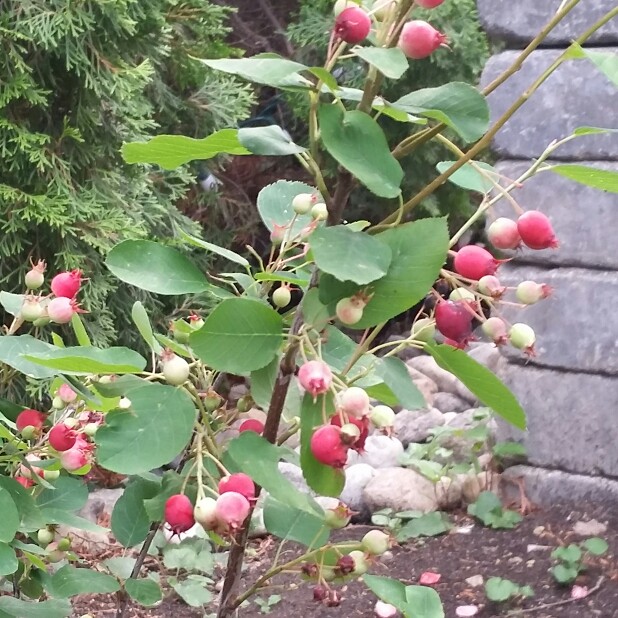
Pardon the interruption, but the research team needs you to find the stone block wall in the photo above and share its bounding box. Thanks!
[476,1,618,484]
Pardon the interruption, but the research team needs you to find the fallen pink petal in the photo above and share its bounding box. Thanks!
[571,585,589,599]
[374,600,398,618]
[419,571,442,585]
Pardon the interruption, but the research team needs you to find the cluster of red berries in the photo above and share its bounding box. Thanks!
[13,383,102,487]
[333,1,447,60]
[19,261,86,326]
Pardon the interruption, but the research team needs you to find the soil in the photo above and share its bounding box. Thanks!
[72,501,618,617]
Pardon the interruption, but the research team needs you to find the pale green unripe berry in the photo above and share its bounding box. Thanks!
[349,550,369,575]
[311,202,328,221]
[509,323,536,351]
[333,0,360,16]
[361,529,391,555]
[449,287,476,302]
[272,286,291,308]
[410,317,436,343]
[162,354,190,386]
[37,528,54,547]
[292,193,315,215]
[370,405,395,429]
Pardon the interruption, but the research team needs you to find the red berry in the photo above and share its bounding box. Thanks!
[48,424,77,452]
[330,414,369,452]
[164,494,195,534]
[517,211,558,250]
[435,300,474,344]
[453,245,501,281]
[218,473,256,501]
[298,360,333,398]
[416,0,445,6]
[15,476,33,489]
[398,20,447,59]
[487,217,521,250]
[334,7,372,44]
[310,425,349,468]
[238,419,264,434]
[50,269,83,299]
[16,409,46,433]
[214,491,251,533]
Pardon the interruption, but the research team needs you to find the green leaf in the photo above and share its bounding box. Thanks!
[546,164,618,193]
[24,346,146,375]
[39,509,109,534]
[566,43,618,87]
[583,537,609,556]
[131,302,162,355]
[201,56,310,88]
[436,161,499,193]
[353,46,409,79]
[308,67,339,92]
[0,543,18,576]
[552,544,582,563]
[176,227,250,267]
[485,577,519,602]
[492,441,526,458]
[163,538,213,573]
[48,565,120,598]
[375,357,425,410]
[104,557,137,580]
[0,477,45,531]
[95,383,196,474]
[0,335,57,379]
[573,126,618,136]
[36,476,88,511]
[318,105,404,198]
[250,357,302,420]
[238,125,306,155]
[190,298,283,373]
[300,393,346,497]
[256,180,317,235]
[363,575,408,611]
[392,82,489,143]
[396,512,451,542]
[427,344,526,430]
[263,496,329,547]
[171,578,213,607]
[125,578,162,607]
[224,432,320,514]
[551,563,579,584]
[112,477,160,547]
[467,491,522,530]
[106,240,212,295]
[0,598,72,618]
[351,218,449,329]
[403,586,445,618]
[121,130,250,169]
[70,314,91,347]
[0,292,24,317]
[0,488,19,542]
[300,288,331,331]
[310,225,392,285]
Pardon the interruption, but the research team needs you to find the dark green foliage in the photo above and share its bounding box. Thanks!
[0,0,253,402]
[287,0,490,228]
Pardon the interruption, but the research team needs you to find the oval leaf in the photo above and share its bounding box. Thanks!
[106,240,211,295]
[256,180,317,235]
[131,302,162,354]
[547,164,618,193]
[95,383,196,474]
[0,543,18,576]
[353,46,409,79]
[238,125,306,156]
[436,161,499,193]
[263,496,329,547]
[176,227,249,267]
[48,565,120,598]
[201,56,310,88]
[310,225,392,285]
[111,478,160,547]
[0,335,57,379]
[0,598,72,618]
[0,488,19,543]
[392,82,489,143]
[121,130,250,169]
[190,298,283,373]
[125,578,163,607]
[427,344,526,430]
[318,105,403,198]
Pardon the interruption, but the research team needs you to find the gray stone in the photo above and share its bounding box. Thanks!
[490,161,618,270]
[407,356,476,403]
[394,407,445,445]
[436,476,463,509]
[497,265,618,374]
[340,463,376,521]
[78,488,123,523]
[278,462,314,494]
[363,467,439,513]
[432,392,469,414]
[354,435,404,468]
[481,50,618,160]
[501,465,618,505]
[572,519,608,537]
[406,366,438,406]
[477,0,618,46]
[496,365,618,476]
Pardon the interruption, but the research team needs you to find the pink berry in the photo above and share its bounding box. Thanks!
[330,414,369,452]
[47,297,77,324]
[15,476,33,489]
[238,419,264,434]
[435,300,474,344]
[60,447,89,472]
[218,473,255,501]
[487,218,521,250]
[298,360,333,398]
[164,494,195,534]
[16,409,46,433]
[334,7,372,44]
[48,423,77,452]
[478,275,506,298]
[517,211,558,250]
[215,491,251,533]
[336,296,364,325]
[310,425,349,468]
[416,0,445,7]
[516,281,552,305]
[481,317,508,345]
[454,245,501,281]
[338,387,370,418]
[57,383,77,404]
[50,269,83,299]
[398,20,447,59]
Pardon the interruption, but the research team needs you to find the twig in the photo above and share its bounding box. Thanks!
[256,0,294,57]
[506,576,605,615]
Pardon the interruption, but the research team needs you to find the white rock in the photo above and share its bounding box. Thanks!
[78,488,123,523]
[393,408,445,445]
[340,463,376,514]
[363,467,439,513]
[465,574,484,588]
[356,435,404,469]
[407,356,477,404]
[442,412,458,425]
[406,366,438,406]
[278,462,313,494]
[572,519,608,537]
[432,392,469,413]
[468,342,501,372]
